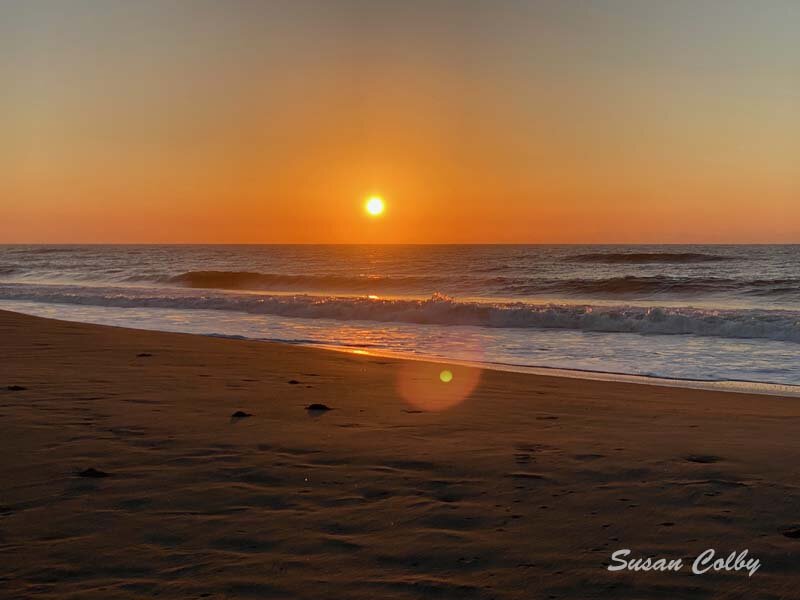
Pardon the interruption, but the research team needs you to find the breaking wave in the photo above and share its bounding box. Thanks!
[2,283,800,343]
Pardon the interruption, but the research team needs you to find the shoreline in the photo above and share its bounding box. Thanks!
[3,308,800,598]
[4,302,800,398]
[316,343,800,398]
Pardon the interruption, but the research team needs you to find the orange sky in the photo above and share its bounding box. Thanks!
[1,1,799,243]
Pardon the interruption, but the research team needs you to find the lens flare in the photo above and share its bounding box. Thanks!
[397,363,481,412]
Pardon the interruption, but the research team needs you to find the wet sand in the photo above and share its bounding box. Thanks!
[1,309,799,599]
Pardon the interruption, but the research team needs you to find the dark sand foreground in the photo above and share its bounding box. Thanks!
[2,309,799,599]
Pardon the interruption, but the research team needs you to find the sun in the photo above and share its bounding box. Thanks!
[365,196,385,216]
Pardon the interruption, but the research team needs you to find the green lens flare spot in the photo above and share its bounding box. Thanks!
[439,370,453,383]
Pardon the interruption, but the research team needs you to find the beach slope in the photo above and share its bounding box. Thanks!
[1,309,799,598]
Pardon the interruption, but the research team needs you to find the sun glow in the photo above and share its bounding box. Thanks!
[365,196,385,216]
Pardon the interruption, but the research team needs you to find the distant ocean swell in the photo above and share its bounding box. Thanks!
[3,284,800,343]
[567,252,735,264]
[0,248,733,262]
[5,266,800,299]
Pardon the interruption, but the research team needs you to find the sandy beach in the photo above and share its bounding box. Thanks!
[2,308,799,599]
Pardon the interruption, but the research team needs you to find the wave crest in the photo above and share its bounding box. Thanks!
[159,270,800,299]
[164,270,438,293]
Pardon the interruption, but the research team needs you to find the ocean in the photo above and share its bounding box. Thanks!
[2,244,799,392]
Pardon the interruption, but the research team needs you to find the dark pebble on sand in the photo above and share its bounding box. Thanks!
[6,385,27,391]
[78,468,111,478]
[306,403,332,412]
[782,527,800,539]
[231,410,253,418]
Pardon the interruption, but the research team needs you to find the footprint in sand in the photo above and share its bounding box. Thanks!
[78,467,112,478]
[514,452,533,465]
[506,471,546,480]
[572,453,605,461]
[684,454,722,464]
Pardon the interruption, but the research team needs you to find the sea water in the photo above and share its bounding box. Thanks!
[2,244,799,390]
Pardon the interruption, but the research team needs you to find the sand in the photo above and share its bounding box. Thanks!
[1,309,799,599]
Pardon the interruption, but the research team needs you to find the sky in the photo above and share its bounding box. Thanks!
[1,0,798,243]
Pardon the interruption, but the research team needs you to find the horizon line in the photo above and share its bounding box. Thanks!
[2,242,800,246]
